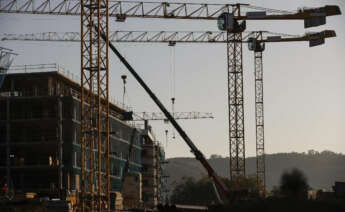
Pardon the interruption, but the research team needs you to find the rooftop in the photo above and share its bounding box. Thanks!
[6,63,132,112]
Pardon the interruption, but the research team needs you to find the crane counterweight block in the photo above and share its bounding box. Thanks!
[304,16,326,28]
[313,5,341,16]
[303,5,341,28]
[322,30,337,38]
[307,30,336,47]
[301,5,341,17]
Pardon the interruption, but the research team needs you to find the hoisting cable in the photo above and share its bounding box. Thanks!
[165,129,169,149]
[121,74,127,109]
[170,46,176,139]
[171,97,176,139]
[120,45,133,112]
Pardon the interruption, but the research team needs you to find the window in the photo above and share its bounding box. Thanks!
[33,86,38,96]
[76,151,81,167]
[73,105,77,120]
[74,152,77,167]
[74,128,77,144]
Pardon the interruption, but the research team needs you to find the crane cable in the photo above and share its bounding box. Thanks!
[171,97,175,139]
[120,45,133,111]
[165,129,169,149]
[170,46,176,139]
[121,74,127,109]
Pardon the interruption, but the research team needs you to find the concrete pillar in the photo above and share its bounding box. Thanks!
[57,97,64,198]
[144,120,148,131]
[6,98,10,192]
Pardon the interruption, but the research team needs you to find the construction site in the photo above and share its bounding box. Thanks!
[0,0,344,211]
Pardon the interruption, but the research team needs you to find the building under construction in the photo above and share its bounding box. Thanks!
[0,64,166,208]
[141,126,167,208]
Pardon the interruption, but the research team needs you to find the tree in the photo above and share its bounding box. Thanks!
[170,177,219,205]
[170,175,263,205]
[209,154,222,159]
[308,149,319,155]
[279,168,309,198]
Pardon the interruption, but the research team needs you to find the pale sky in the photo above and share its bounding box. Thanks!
[1,0,344,158]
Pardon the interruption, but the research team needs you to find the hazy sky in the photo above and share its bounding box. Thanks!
[1,0,344,158]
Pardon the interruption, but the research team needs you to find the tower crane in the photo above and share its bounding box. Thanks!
[2,29,336,194]
[245,29,336,194]
[215,4,339,192]
[0,0,341,206]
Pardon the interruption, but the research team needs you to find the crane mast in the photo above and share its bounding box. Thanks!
[80,0,110,211]
[249,32,266,194]
[229,5,247,192]
[254,48,265,194]
[227,30,246,192]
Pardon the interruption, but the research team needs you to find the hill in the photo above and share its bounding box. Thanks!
[165,150,345,191]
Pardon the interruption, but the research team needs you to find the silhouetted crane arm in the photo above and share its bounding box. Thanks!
[1,30,336,45]
[259,30,336,43]
[0,0,340,22]
[238,5,341,20]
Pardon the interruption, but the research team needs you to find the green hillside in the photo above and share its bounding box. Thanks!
[165,151,345,191]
